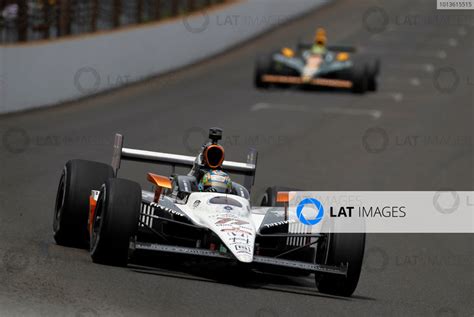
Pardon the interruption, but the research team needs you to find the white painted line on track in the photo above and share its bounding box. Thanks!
[251,103,382,120]
[437,50,447,59]
[458,27,467,36]
[448,38,458,47]
[384,63,434,73]
[322,107,383,119]
[424,64,435,73]
[360,49,447,59]
[369,36,460,48]
[390,93,404,102]
[410,78,421,86]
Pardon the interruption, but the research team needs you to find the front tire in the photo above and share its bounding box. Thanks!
[53,160,114,247]
[315,232,365,297]
[90,178,141,266]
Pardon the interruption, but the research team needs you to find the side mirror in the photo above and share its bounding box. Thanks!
[147,173,172,202]
[277,192,290,221]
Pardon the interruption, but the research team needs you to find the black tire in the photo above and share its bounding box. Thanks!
[53,160,114,247]
[351,64,369,94]
[260,186,300,207]
[367,59,380,92]
[315,232,366,297]
[90,178,141,266]
[367,74,377,92]
[255,54,272,89]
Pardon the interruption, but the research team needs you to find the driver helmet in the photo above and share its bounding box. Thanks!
[315,28,327,46]
[199,170,232,193]
[202,144,225,169]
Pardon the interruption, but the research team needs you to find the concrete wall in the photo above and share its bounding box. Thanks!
[0,0,328,114]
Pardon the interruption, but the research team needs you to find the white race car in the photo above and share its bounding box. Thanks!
[53,128,365,297]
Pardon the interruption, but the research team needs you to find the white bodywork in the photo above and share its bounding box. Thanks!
[178,193,267,263]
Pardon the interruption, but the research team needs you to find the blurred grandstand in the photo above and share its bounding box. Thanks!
[0,0,226,43]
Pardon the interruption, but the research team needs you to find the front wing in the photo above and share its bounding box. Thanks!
[136,200,347,276]
[261,74,353,89]
[132,241,348,276]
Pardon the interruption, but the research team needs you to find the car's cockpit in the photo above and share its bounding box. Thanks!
[170,128,250,203]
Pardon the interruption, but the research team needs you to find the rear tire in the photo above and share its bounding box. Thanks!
[368,75,377,92]
[90,178,141,266]
[255,54,272,89]
[351,64,369,94]
[53,160,114,247]
[315,232,365,297]
[367,59,380,92]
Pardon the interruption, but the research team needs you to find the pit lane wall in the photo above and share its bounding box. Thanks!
[0,0,329,114]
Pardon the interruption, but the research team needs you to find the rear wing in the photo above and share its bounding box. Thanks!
[327,45,357,53]
[111,134,258,191]
[297,42,357,53]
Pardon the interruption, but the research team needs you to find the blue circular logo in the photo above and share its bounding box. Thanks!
[296,198,324,225]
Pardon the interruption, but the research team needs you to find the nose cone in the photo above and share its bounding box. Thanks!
[194,194,256,264]
[223,235,255,263]
[235,253,253,263]
[206,216,256,264]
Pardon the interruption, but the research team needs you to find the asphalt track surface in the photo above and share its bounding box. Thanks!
[0,0,473,316]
